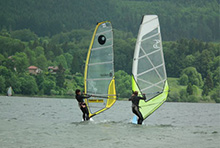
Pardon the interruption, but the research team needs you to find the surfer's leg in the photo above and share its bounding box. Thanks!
[85,107,90,120]
[133,106,143,124]
[137,110,143,124]
[80,107,86,121]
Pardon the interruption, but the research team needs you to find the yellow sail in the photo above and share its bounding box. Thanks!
[84,21,116,118]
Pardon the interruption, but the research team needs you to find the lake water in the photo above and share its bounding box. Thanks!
[0,96,219,148]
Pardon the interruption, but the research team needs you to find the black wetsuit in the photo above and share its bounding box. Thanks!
[75,94,90,121]
[129,95,146,124]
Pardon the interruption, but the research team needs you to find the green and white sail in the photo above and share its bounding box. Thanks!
[132,15,169,120]
[84,21,116,118]
[7,86,12,96]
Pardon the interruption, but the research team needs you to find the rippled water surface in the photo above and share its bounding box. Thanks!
[0,96,219,148]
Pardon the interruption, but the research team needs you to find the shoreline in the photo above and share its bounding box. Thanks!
[0,94,217,103]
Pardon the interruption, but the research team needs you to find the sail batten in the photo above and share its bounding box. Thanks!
[132,15,169,120]
[84,21,116,118]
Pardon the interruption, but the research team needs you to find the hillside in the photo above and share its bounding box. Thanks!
[0,0,219,41]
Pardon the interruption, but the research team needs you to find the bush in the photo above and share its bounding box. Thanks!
[50,89,59,95]
[66,89,74,96]
[179,89,188,102]
[168,91,180,102]
[179,74,188,85]
[210,87,220,103]
[188,95,199,102]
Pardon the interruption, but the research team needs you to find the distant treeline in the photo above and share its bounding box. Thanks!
[0,0,219,41]
[0,29,219,102]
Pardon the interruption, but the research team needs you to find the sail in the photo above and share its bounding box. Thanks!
[132,15,169,120]
[84,21,116,118]
[7,86,12,96]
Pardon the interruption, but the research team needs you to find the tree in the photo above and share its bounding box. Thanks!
[20,75,38,95]
[0,66,12,79]
[115,70,132,98]
[10,29,37,42]
[35,73,45,90]
[202,72,214,96]
[36,54,47,70]
[0,53,5,64]
[42,79,56,95]
[187,83,193,95]
[0,76,6,93]
[5,74,21,94]
[184,54,195,67]
[55,55,68,69]
[196,49,214,78]
[179,74,188,85]
[71,53,81,74]
[63,53,73,69]
[34,46,44,57]
[24,47,36,65]
[56,64,65,88]
[181,67,203,86]
[13,52,29,73]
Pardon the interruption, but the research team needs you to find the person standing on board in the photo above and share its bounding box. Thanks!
[75,89,91,121]
[129,91,146,124]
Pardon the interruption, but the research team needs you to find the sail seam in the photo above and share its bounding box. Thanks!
[137,63,163,77]
[141,17,158,26]
[140,79,165,91]
[139,31,159,43]
[88,61,112,66]
[87,78,112,81]
[138,49,160,60]
[92,44,112,51]
[96,29,112,36]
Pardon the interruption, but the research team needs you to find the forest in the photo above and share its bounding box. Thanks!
[0,0,219,41]
[0,0,219,103]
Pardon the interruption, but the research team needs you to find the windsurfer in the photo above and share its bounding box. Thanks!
[75,89,91,121]
[129,91,146,124]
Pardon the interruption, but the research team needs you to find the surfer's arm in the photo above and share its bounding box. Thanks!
[139,94,146,100]
[128,95,134,101]
[82,95,91,98]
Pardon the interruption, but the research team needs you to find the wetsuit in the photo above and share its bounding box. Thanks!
[129,94,146,124]
[75,94,91,121]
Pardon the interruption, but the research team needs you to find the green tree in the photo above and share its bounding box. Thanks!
[196,49,214,78]
[20,75,38,95]
[34,46,44,57]
[55,55,68,69]
[35,73,45,91]
[70,53,81,74]
[11,29,37,42]
[56,64,65,88]
[0,66,12,79]
[42,79,56,95]
[179,74,188,85]
[0,76,6,93]
[209,86,220,103]
[115,70,131,98]
[36,54,47,70]
[0,53,5,64]
[64,53,73,69]
[7,74,21,94]
[202,72,214,96]
[13,52,29,73]
[184,55,195,67]
[0,36,25,56]
[73,72,84,89]
[24,48,36,65]
[187,83,193,95]
[181,67,203,86]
